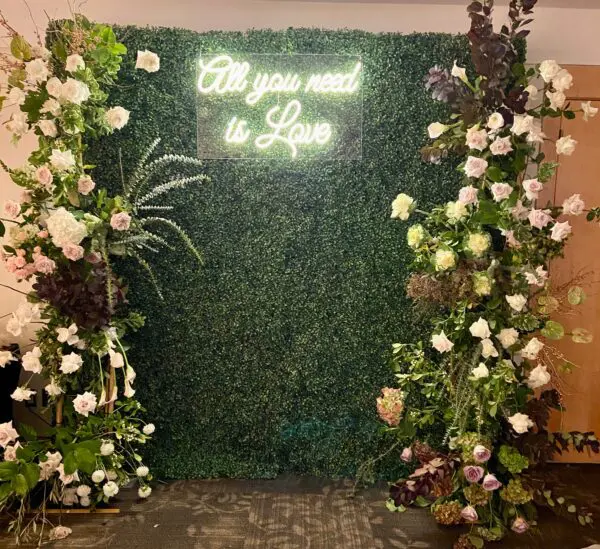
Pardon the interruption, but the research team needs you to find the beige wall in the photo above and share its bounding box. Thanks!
[2,0,600,325]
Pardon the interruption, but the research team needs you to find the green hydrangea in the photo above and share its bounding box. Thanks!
[456,432,492,464]
[500,478,533,505]
[498,445,529,474]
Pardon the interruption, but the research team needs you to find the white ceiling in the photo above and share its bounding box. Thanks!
[267,0,600,7]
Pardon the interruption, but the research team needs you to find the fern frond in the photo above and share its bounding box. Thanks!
[129,250,164,300]
[125,137,161,199]
[134,154,205,200]
[141,217,203,265]
[135,174,208,206]
[138,205,175,212]
[114,230,175,251]
[140,243,160,253]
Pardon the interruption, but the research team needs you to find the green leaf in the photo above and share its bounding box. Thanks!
[18,423,38,442]
[468,535,485,549]
[572,328,593,344]
[21,463,39,490]
[74,447,96,474]
[568,286,586,305]
[0,221,5,238]
[564,111,576,120]
[0,483,13,503]
[8,68,26,88]
[63,451,78,475]
[10,35,32,61]
[537,295,559,314]
[11,474,29,497]
[414,496,431,507]
[486,165,505,182]
[542,320,565,340]
[568,504,577,513]
[0,462,18,481]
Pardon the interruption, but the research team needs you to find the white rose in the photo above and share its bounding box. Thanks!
[552,68,573,92]
[143,424,156,435]
[458,185,478,205]
[76,484,92,497]
[556,135,577,156]
[466,233,490,257]
[524,84,539,100]
[60,352,83,374]
[46,77,63,98]
[431,331,454,353]
[522,178,543,201]
[79,496,91,507]
[105,106,130,130]
[38,119,58,137]
[497,328,519,349]
[107,470,118,481]
[100,442,115,456]
[527,364,551,389]
[562,194,585,216]
[481,338,498,359]
[406,224,425,248]
[487,112,504,130]
[465,126,488,151]
[391,193,414,220]
[45,378,63,397]
[471,363,489,379]
[46,207,87,249]
[60,78,90,105]
[136,466,149,477]
[445,201,468,223]
[511,114,534,136]
[103,481,119,498]
[539,60,561,83]
[434,249,456,271]
[0,350,15,367]
[135,50,160,73]
[582,101,598,122]
[506,294,527,313]
[0,421,19,448]
[41,98,62,116]
[463,156,488,179]
[491,183,512,202]
[109,350,125,369]
[73,392,97,417]
[550,221,572,242]
[22,347,42,374]
[451,61,468,83]
[138,486,152,498]
[11,387,36,402]
[489,136,513,156]
[49,149,76,171]
[469,318,491,339]
[427,122,448,139]
[66,54,85,73]
[8,86,26,106]
[508,412,534,434]
[521,337,544,360]
[91,470,106,483]
[525,265,548,287]
[6,112,29,136]
[25,58,49,84]
[546,90,566,110]
[56,323,79,345]
[6,316,22,337]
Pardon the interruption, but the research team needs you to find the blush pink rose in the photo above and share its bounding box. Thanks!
[511,517,529,534]
[77,176,96,195]
[473,445,491,463]
[463,465,485,483]
[37,230,49,239]
[522,178,543,200]
[463,156,488,179]
[460,505,478,522]
[110,212,131,231]
[62,243,84,261]
[458,185,478,205]
[482,473,502,491]
[562,193,585,216]
[550,221,572,242]
[400,447,413,462]
[34,254,56,274]
[491,183,512,202]
[528,209,553,230]
[489,136,513,156]
[85,252,102,264]
[35,166,54,188]
[3,200,20,219]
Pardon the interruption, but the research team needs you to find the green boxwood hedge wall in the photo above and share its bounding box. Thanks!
[86,27,470,479]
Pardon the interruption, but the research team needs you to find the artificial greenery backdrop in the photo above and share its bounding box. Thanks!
[86,27,469,478]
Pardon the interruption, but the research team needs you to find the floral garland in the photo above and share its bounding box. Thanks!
[0,14,204,543]
[375,1,599,548]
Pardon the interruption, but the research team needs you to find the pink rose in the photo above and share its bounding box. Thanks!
[460,505,478,522]
[35,166,53,188]
[550,221,572,242]
[522,178,543,200]
[491,183,512,202]
[458,185,478,205]
[34,254,56,274]
[465,126,488,151]
[85,252,102,264]
[562,193,585,216]
[0,421,19,448]
[511,517,529,534]
[62,243,84,261]
[73,391,97,417]
[511,200,529,221]
[37,230,49,239]
[473,445,491,463]
[110,212,131,231]
[77,175,96,195]
[463,156,488,179]
[3,200,20,219]
[528,209,552,230]
[482,473,502,491]
[501,229,521,249]
[400,447,413,462]
[463,465,485,483]
[489,136,513,156]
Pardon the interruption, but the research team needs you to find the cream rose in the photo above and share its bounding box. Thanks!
[135,50,160,73]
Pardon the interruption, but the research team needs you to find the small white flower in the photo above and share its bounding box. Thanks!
[8,86,26,106]
[511,114,534,136]
[56,323,79,346]
[103,481,119,498]
[0,350,15,368]
[508,412,534,434]
[524,84,539,100]
[552,68,573,92]
[434,249,456,271]
[489,136,513,156]
[6,111,29,136]
[0,421,19,448]
[481,338,498,359]
[25,58,49,84]
[41,98,62,116]
[527,364,551,389]
[49,149,76,171]
[546,90,566,110]
[22,347,42,374]
[497,328,519,349]
[445,201,468,223]
[106,470,118,481]
[487,112,504,130]
[562,193,585,216]
[582,101,598,122]
[471,363,489,379]
[391,193,415,220]
[79,496,91,507]
[105,106,130,130]
[109,350,125,369]
[11,387,36,402]
[60,78,90,105]
[92,470,106,483]
[46,77,63,98]
[451,61,468,83]
[136,466,149,477]
[45,378,63,397]
[100,442,115,456]
[73,392,97,417]
[135,50,160,73]
[427,122,448,139]
[46,207,87,247]
[469,318,491,339]
[539,60,561,83]
[556,135,577,156]
[143,423,156,435]
[38,119,58,137]
[521,337,544,360]
[491,183,512,202]
[431,331,454,353]
[138,485,152,498]
[458,185,478,205]
[65,54,85,73]
[506,294,527,313]
[60,352,83,374]
[76,484,92,497]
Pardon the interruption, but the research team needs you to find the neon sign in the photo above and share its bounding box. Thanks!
[195,54,363,159]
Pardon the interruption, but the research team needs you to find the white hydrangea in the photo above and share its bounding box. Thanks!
[46,207,88,248]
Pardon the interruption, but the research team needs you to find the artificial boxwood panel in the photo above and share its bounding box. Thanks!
[86,27,469,479]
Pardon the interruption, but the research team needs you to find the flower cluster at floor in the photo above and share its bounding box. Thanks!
[376,1,599,548]
[0,14,204,543]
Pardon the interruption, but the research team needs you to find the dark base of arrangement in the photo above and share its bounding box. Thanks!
[1,464,598,548]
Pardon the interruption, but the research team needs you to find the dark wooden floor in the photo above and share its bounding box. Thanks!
[1,465,599,548]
